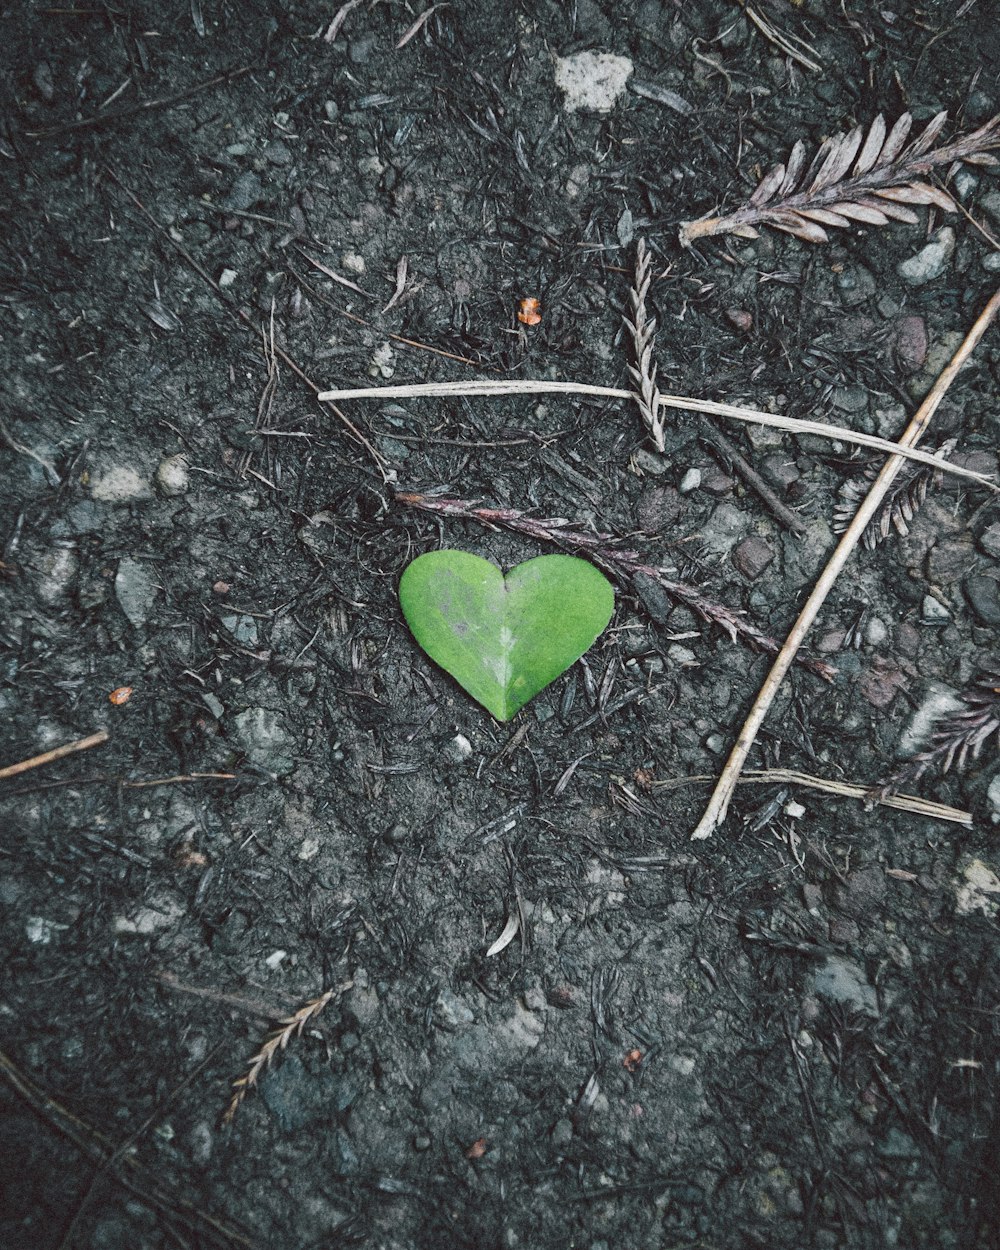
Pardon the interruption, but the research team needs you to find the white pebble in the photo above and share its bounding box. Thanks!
[554,51,633,113]
[156,454,190,497]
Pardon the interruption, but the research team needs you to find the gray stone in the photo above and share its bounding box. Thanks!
[263,139,293,166]
[760,454,800,490]
[221,613,259,645]
[114,893,185,934]
[893,315,928,373]
[202,692,224,720]
[551,1118,573,1148]
[927,538,976,585]
[435,987,475,1030]
[31,544,78,604]
[897,227,955,285]
[836,265,876,306]
[831,385,869,414]
[348,33,377,64]
[978,522,1000,559]
[223,171,263,212]
[808,955,878,1017]
[700,502,749,556]
[633,448,669,475]
[921,594,950,624]
[980,188,1000,224]
[233,707,295,774]
[115,557,159,628]
[679,467,701,493]
[635,485,683,531]
[441,733,472,764]
[874,403,907,439]
[989,771,1000,821]
[185,1120,214,1165]
[964,573,1000,626]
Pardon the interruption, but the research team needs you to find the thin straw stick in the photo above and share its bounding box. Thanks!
[0,730,109,781]
[690,287,1000,840]
[316,379,997,491]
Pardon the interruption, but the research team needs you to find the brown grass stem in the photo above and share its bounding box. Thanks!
[690,286,1000,839]
[316,379,998,492]
[0,730,109,780]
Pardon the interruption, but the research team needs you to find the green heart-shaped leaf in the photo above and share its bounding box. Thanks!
[400,551,614,721]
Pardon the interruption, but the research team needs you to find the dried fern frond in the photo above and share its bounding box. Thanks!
[222,983,349,1125]
[680,110,1000,246]
[623,239,666,453]
[832,439,955,550]
[878,667,1000,794]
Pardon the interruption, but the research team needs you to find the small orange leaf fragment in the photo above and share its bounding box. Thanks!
[623,1048,643,1073]
[108,686,133,705]
[465,1137,488,1159]
[517,297,541,326]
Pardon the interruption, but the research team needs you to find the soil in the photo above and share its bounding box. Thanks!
[2,3,999,1248]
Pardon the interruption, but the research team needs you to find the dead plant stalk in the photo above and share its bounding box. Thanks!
[316,379,997,492]
[690,286,1000,839]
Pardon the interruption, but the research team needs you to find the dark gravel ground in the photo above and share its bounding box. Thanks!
[1,2,999,1248]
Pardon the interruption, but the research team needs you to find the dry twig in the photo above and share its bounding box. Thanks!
[624,240,665,452]
[690,286,1000,839]
[0,730,109,781]
[653,767,972,827]
[0,1049,258,1248]
[24,66,251,140]
[680,110,1000,246]
[222,983,352,1125]
[395,491,835,680]
[317,379,997,492]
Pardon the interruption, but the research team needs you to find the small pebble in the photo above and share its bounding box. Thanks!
[31,545,78,604]
[553,51,633,113]
[897,227,955,285]
[442,733,473,764]
[155,454,190,497]
[679,468,701,493]
[921,594,950,624]
[90,466,150,502]
[964,573,1000,627]
[731,536,775,580]
[551,1118,573,1149]
[263,139,293,167]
